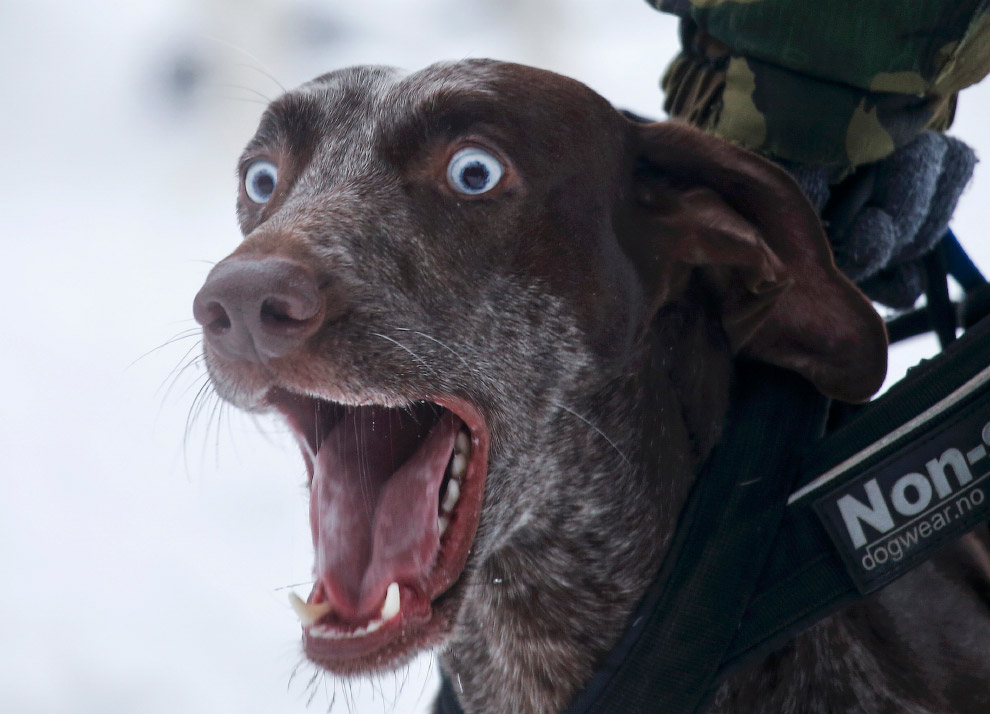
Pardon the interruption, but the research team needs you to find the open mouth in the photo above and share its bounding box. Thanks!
[269,388,490,667]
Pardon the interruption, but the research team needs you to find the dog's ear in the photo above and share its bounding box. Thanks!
[620,121,887,402]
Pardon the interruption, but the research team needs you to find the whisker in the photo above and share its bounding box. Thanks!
[207,384,226,467]
[184,377,215,449]
[181,376,214,479]
[158,341,204,397]
[393,663,410,714]
[326,677,338,714]
[551,400,632,467]
[174,361,210,403]
[287,658,306,692]
[161,354,206,410]
[126,329,201,371]
[220,396,237,459]
[219,95,269,107]
[369,332,433,374]
[214,82,273,103]
[415,655,436,709]
[202,36,288,94]
[393,327,471,370]
[305,668,322,706]
[232,60,288,94]
[346,678,356,714]
[368,674,383,706]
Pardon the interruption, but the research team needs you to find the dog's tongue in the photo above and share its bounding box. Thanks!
[310,406,458,619]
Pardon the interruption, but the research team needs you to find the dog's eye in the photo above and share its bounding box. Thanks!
[447,148,503,195]
[244,159,278,204]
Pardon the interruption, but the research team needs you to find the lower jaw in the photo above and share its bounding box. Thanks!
[302,597,455,673]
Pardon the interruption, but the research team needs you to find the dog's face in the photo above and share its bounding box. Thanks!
[194,60,886,712]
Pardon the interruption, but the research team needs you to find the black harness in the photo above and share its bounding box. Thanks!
[438,231,990,714]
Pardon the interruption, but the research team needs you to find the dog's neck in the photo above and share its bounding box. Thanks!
[436,294,951,714]
[713,608,957,714]
[439,297,734,714]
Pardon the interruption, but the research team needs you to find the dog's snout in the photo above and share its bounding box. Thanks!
[193,256,325,362]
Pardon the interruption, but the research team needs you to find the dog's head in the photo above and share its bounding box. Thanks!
[193,60,886,710]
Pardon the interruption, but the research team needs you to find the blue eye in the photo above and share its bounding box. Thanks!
[447,148,504,195]
[244,159,278,204]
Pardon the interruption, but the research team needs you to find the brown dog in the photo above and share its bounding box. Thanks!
[192,60,990,714]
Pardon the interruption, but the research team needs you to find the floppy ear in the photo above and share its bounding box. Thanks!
[620,121,887,402]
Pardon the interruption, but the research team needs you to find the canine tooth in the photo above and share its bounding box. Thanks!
[451,453,468,478]
[441,478,460,512]
[288,592,332,626]
[438,515,450,536]
[455,430,470,455]
[381,582,401,621]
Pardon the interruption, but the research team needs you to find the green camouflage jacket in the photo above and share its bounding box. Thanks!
[650,0,990,177]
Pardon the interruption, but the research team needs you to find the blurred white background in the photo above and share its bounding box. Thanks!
[0,2,987,713]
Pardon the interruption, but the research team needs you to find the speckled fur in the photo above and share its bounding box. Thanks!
[201,60,990,714]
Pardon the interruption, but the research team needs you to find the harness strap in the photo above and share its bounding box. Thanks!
[437,365,828,714]
[885,230,990,344]
[720,310,990,679]
[561,364,828,714]
[923,241,957,347]
[944,230,986,292]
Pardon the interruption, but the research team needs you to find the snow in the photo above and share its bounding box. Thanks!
[1,1,987,712]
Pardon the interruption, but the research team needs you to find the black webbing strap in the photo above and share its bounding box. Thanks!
[923,241,957,347]
[437,364,828,714]
[886,229,989,345]
[944,229,986,292]
[717,311,990,678]
[572,365,830,714]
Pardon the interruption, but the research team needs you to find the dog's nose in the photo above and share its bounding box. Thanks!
[193,256,324,362]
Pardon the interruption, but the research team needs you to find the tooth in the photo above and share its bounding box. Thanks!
[455,430,470,455]
[451,453,467,478]
[438,515,450,536]
[310,619,384,640]
[441,478,460,512]
[381,582,401,621]
[288,592,332,626]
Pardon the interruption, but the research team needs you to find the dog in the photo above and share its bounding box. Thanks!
[192,59,990,714]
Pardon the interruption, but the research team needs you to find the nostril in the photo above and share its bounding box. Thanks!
[261,298,293,326]
[260,295,317,329]
[203,302,232,333]
[193,291,233,333]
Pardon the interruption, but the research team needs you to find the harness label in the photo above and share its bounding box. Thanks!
[814,403,990,594]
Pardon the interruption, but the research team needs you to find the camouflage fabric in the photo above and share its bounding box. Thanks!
[650,0,990,177]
